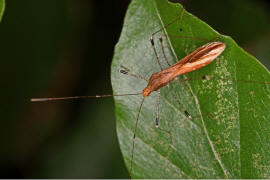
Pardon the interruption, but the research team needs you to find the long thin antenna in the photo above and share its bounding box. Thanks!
[31,92,142,102]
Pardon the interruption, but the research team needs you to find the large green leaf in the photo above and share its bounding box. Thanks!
[0,0,5,22]
[111,0,270,178]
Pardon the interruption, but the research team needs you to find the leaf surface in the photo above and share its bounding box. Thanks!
[111,0,270,178]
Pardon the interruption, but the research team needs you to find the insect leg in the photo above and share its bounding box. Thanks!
[151,6,185,37]
[150,6,185,70]
[159,36,171,67]
[150,36,163,70]
[130,97,146,178]
[166,84,192,119]
[155,90,173,144]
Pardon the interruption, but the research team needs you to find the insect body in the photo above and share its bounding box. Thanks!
[142,42,225,97]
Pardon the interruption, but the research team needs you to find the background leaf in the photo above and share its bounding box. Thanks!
[0,0,4,22]
[111,0,270,178]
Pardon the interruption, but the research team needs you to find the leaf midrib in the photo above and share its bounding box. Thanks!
[152,0,229,177]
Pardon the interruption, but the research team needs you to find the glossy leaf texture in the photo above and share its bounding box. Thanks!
[111,0,270,178]
[0,0,4,22]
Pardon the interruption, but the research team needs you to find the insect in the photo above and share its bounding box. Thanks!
[32,34,225,178]
[31,41,226,175]
[31,1,270,178]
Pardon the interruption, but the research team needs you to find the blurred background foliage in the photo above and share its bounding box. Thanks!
[0,0,269,178]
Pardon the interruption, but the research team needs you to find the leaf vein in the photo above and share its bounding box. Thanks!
[161,92,201,128]
[120,118,193,178]
[152,0,229,178]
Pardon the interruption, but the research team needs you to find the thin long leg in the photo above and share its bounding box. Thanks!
[166,76,214,120]
[130,97,146,177]
[152,6,185,37]
[150,37,163,70]
[159,36,171,67]
[155,90,173,144]
[166,83,192,119]
[155,90,161,127]
[150,6,186,70]
[149,6,192,120]
[151,40,192,118]
[119,65,148,81]
[170,75,228,120]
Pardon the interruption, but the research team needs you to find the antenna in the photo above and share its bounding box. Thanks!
[30,93,142,102]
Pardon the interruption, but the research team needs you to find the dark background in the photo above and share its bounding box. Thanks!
[0,0,269,178]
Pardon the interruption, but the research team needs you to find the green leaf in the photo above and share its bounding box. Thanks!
[0,0,5,22]
[111,0,270,178]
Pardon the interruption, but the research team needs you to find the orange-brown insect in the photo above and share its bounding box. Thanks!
[142,42,225,97]
[31,40,226,176]
[127,41,226,176]
[31,4,227,177]
[30,0,270,177]
[32,42,225,101]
